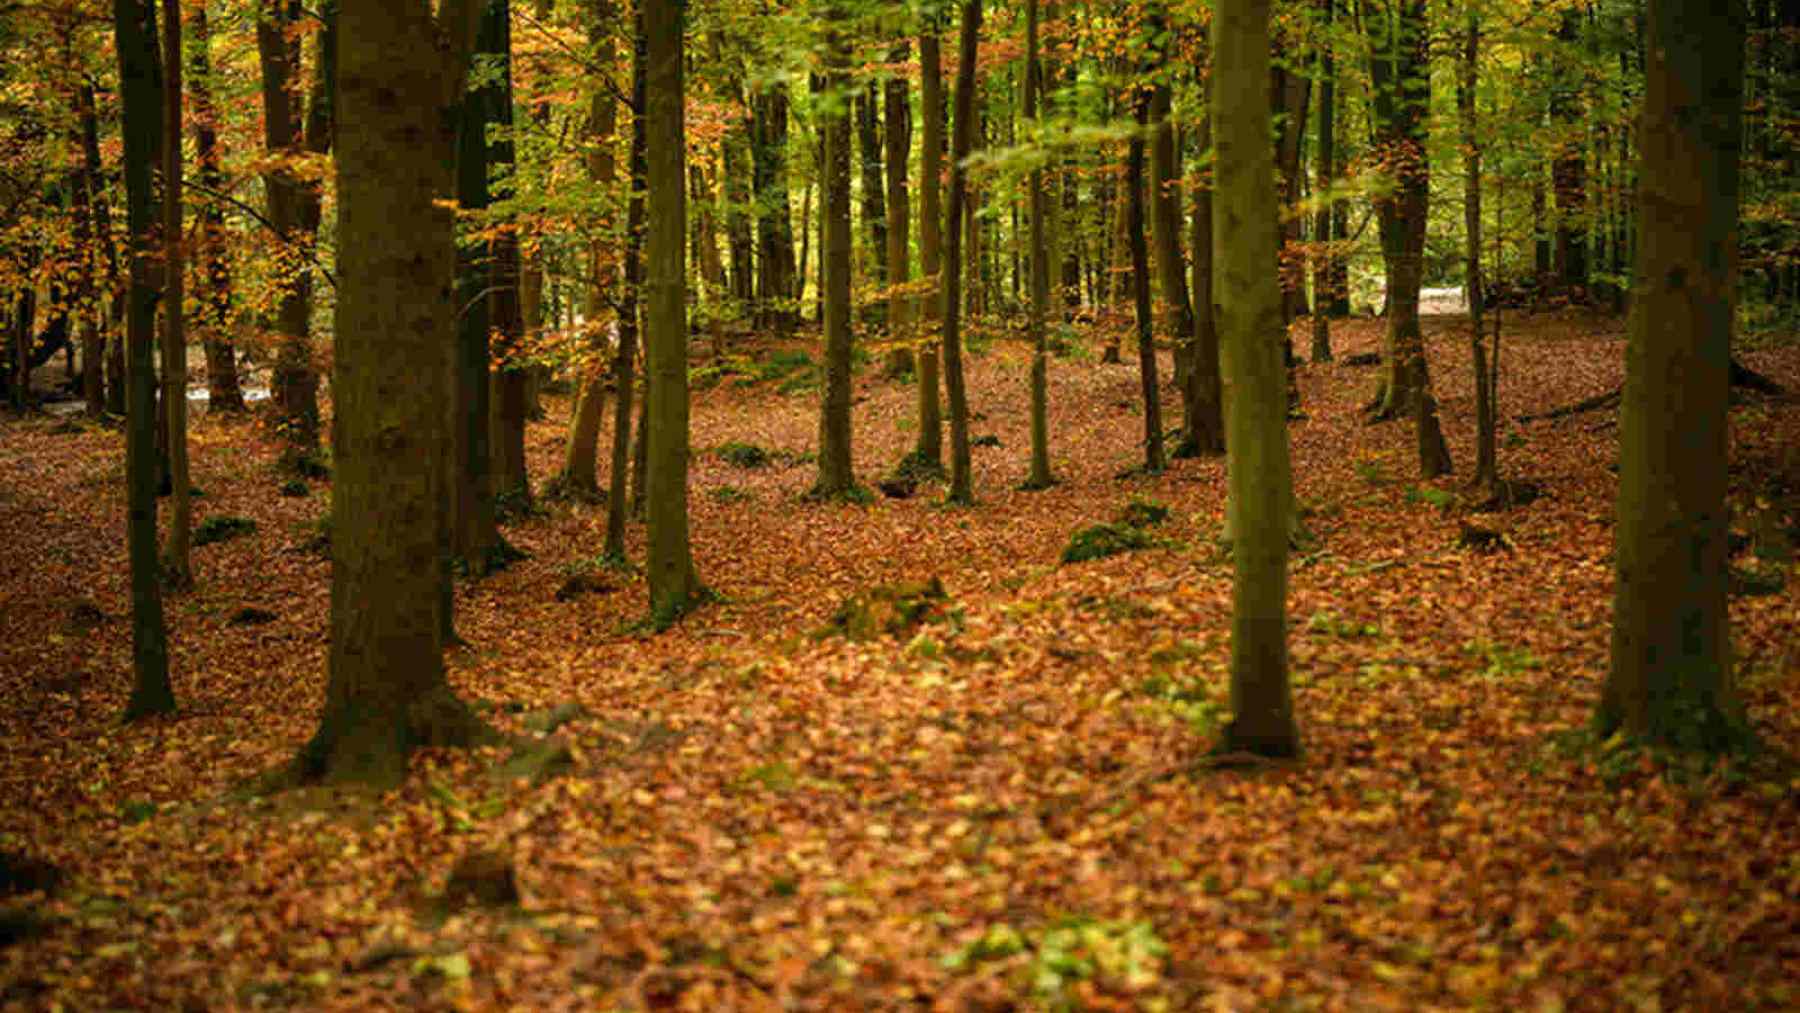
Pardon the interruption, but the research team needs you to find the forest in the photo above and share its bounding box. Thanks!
[0,0,1797,1006]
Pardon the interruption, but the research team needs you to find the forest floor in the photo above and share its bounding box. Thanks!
[1,310,1798,1010]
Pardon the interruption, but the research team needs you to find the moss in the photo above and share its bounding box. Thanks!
[716,441,772,468]
[1116,498,1170,528]
[1061,522,1151,564]
[825,578,949,642]
[194,515,256,546]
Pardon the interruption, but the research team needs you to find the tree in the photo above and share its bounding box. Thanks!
[1309,0,1336,363]
[1460,8,1501,500]
[812,0,857,500]
[114,0,172,721]
[643,0,702,623]
[940,0,980,505]
[451,0,501,577]
[914,27,946,472]
[299,0,493,786]
[751,81,797,331]
[1127,89,1163,474]
[159,0,191,588]
[884,42,914,379]
[188,0,245,414]
[1214,0,1297,758]
[1366,0,1451,479]
[487,0,533,511]
[1599,0,1750,754]
[1021,0,1054,489]
[255,0,331,469]
[606,29,648,563]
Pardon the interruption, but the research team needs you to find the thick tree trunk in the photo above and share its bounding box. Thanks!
[114,0,173,721]
[915,30,946,471]
[1128,91,1164,474]
[941,0,980,504]
[301,0,493,787]
[1022,0,1054,489]
[189,0,244,414]
[813,14,856,499]
[159,0,192,588]
[1600,0,1748,753]
[1215,0,1297,758]
[644,0,700,621]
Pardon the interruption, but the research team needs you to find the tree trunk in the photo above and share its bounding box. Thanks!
[941,0,980,504]
[300,0,494,787]
[1190,110,1224,453]
[451,2,499,574]
[76,83,127,416]
[915,29,946,471]
[70,85,106,417]
[558,9,617,499]
[255,0,325,466]
[159,0,192,588]
[1309,0,1335,362]
[751,85,796,332]
[813,11,856,499]
[1600,0,1749,753]
[644,0,700,622]
[1552,7,1587,293]
[884,43,915,378]
[114,0,174,721]
[189,0,244,414]
[1128,90,1164,474]
[1272,35,1311,329]
[484,0,531,511]
[1022,0,1055,489]
[856,82,887,331]
[1214,0,1297,758]
[607,11,649,559]
[1461,14,1498,494]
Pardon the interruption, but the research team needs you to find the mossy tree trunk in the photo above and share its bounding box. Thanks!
[1599,0,1749,754]
[114,0,173,722]
[813,1,857,500]
[302,0,494,788]
[1214,0,1297,758]
[941,0,981,505]
[643,0,701,622]
[1022,0,1054,489]
[1127,90,1164,474]
[915,30,946,470]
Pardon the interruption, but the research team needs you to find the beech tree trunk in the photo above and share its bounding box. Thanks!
[644,0,701,622]
[1022,0,1054,489]
[113,0,173,721]
[1310,0,1335,363]
[452,0,500,574]
[1215,0,1298,758]
[485,0,532,510]
[189,0,244,414]
[1127,90,1163,474]
[301,0,494,787]
[813,6,856,499]
[884,43,915,379]
[941,0,981,505]
[751,85,797,332]
[159,0,192,588]
[1600,0,1749,753]
[915,30,946,470]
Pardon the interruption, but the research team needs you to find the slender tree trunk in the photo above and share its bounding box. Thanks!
[1190,109,1223,452]
[1128,90,1164,473]
[557,6,617,498]
[77,84,127,416]
[1309,0,1335,362]
[884,43,915,378]
[856,82,887,332]
[189,0,243,413]
[1022,0,1054,489]
[751,85,797,332]
[915,29,946,470]
[1552,8,1587,293]
[159,0,192,588]
[452,2,498,573]
[1461,14,1497,494]
[607,10,649,559]
[70,85,106,416]
[1215,0,1297,758]
[483,0,531,510]
[114,0,173,721]
[813,7,856,498]
[644,0,700,621]
[1600,0,1748,753]
[941,0,980,504]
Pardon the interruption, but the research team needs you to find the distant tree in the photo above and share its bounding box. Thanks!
[159,0,191,589]
[914,26,946,472]
[113,0,172,722]
[187,0,244,414]
[1599,0,1750,754]
[1214,0,1297,758]
[941,0,981,505]
[1021,0,1054,490]
[1127,88,1164,474]
[298,0,494,786]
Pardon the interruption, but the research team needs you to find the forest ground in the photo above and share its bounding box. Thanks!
[1,310,1797,1010]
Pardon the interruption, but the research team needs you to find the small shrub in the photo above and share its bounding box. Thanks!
[1116,497,1170,528]
[194,515,256,546]
[716,441,772,468]
[1406,485,1457,511]
[711,485,753,504]
[279,479,310,498]
[1062,522,1151,564]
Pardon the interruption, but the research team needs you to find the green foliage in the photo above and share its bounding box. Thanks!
[1061,522,1151,564]
[941,918,1167,1006]
[1116,497,1169,528]
[194,515,256,546]
[710,484,753,504]
[1406,485,1457,512]
[715,441,772,468]
[1306,611,1381,639]
[1462,638,1541,679]
[1138,672,1225,736]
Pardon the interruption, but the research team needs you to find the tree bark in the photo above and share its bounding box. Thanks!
[451,0,499,574]
[485,0,531,511]
[915,29,946,470]
[884,43,915,378]
[856,82,887,331]
[751,85,797,332]
[1128,90,1164,474]
[1022,0,1054,489]
[301,0,494,787]
[1309,0,1335,362]
[812,8,857,499]
[1215,0,1297,758]
[1600,0,1749,753]
[159,0,192,588]
[644,0,701,621]
[606,49,647,562]
[114,0,174,721]
[941,0,980,504]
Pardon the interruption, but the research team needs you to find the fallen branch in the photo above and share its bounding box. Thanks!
[1522,358,1789,422]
